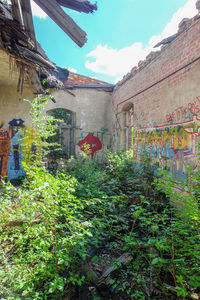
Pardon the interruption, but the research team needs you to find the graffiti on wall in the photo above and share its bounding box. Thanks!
[78,133,102,159]
[134,114,200,182]
[0,129,10,180]
[0,119,39,182]
[166,96,200,124]
[77,128,112,161]
[7,119,25,181]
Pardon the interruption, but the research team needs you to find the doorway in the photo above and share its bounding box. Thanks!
[47,108,75,159]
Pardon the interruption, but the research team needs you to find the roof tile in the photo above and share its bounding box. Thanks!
[65,72,111,86]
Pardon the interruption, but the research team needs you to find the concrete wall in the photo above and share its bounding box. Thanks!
[0,85,33,129]
[47,88,113,161]
[112,16,200,182]
[0,50,19,86]
[0,80,112,180]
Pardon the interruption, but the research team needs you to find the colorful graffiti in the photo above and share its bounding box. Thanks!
[78,133,102,159]
[134,115,200,182]
[0,119,39,182]
[166,96,200,124]
[0,129,10,180]
[7,119,25,181]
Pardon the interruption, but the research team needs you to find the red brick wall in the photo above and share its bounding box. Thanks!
[112,17,200,181]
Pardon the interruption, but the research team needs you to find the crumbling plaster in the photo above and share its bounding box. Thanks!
[0,50,20,86]
[0,85,33,129]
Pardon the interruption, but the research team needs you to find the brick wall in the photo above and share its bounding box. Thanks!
[112,16,200,182]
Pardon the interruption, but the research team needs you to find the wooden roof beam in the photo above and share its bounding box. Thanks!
[33,0,87,47]
[19,0,37,49]
[11,0,22,24]
[57,0,97,14]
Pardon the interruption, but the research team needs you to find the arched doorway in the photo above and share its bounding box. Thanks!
[47,108,75,159]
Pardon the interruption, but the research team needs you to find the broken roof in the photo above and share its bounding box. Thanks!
[0,2,55,68]
[0,0,97,93]
[0,2,56,93]
[9,0,97,48]
[39,69,114,91]
[40,67,70,89]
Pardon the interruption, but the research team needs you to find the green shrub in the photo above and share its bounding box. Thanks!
[0,94,199,299]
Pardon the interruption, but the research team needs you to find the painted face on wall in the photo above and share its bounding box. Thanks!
[8,119,25,138]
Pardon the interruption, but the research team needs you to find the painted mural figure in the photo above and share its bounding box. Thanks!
[0,118,43,182]
[7,119,25,181]
[78,133,102,159]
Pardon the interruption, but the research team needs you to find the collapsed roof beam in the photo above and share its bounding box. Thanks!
[10,0,37,49]
[56,0,97,14]
[19,0,37,48]
[33,0,87,47]
[11,0,22,24]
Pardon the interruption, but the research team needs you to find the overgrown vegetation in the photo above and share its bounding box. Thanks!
[0,96,199,299]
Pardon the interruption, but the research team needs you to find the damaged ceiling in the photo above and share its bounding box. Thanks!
[0,2,56,92]
[0,0,97,93]
[11,0,97,48]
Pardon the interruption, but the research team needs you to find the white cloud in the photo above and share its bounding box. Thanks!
[67,67,78,73]
[30,0,47,19]
[149,0,197,47]
[86,43,150,77]
[85,0,197,79]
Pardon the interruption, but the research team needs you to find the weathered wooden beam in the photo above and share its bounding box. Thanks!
[11,0,22,24]
[33,0,87,47]
[16,44,56,70]
[57,0,97,14]
[0,16,29,44]
[0,33,4,50]
[19,0,37,49]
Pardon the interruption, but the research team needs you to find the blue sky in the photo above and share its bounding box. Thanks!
[31,0,197,83]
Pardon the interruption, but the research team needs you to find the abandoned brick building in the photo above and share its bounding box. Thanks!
[0,0,200,182]
[113,5,200,182]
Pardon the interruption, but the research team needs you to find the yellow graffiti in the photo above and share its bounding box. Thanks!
[81,142,92,156]
[10,140,22,152]
[21,127,41,165]
[134,119,200,181]
[136,127,192,152]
